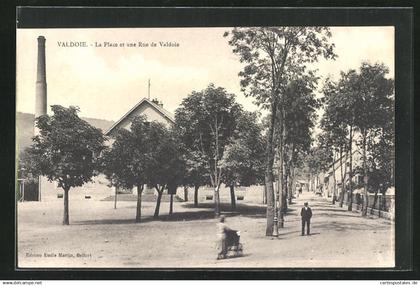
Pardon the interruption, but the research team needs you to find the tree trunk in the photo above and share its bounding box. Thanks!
[275,174,282,232]
[348,126,354,211]
[266,171,275,236]
[114,186,118,209]
[214,184,221,216]
[136,184,143,223]
[230,184,236,211]
[169,193,174,215]
[283,157,288,212]
[288,166,294,204]
[281,173,287,219]
[184,186,188,202]
[265,100,277,236]
[213,115,222,217]
[309,173,312,192]
[263,185,267,204]
[276,144,285,230]
[276,105,287,231]
[38,175,42,202]
[362,129,368,216]
[371,189,379,215]
[154,189,163,218]
[194,185,199,207]
[339,147,347,207]
[284,170,289,211]
[62,187,70,225]
[332,152,337,204]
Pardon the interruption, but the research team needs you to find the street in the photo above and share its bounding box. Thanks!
[18,190,394,268]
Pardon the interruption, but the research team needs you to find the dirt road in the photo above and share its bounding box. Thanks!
[17,190,394,268]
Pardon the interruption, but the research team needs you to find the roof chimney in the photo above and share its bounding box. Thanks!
[151,98,163,108]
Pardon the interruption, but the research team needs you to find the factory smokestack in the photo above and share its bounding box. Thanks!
[34,36,47,135]
[34,36,47,202]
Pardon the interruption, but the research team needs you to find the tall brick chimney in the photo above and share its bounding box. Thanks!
[34,36,47,201]
[34,36,47,135]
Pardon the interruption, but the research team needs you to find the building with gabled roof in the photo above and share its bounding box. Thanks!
[38,98,176,201]
[104,97,175,197]
[105,97,174,137]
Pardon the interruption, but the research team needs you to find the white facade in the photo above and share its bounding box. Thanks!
[39,98,175,201]
[106,98,174,137]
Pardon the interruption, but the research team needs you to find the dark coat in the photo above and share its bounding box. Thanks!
[301,207,312,221]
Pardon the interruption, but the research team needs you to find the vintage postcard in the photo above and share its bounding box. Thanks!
[16,25,395,268]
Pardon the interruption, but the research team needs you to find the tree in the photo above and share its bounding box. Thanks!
[221,111,265,210]
[174,84,241,216]
[103,116,185,220]
[17,148,41,201]
[278,77,319,224]
[102,116,153,223]
[323,70,359,210]
[225,27,336,236]
[352,62,394,216]
[320,77,349,206]
[367,105,394,198]
[27,105,104,225]
[181,152,209,207]
[306,143,333,191]
[146,126,186,218]
[367,109,394,213]
[320,63,394,213]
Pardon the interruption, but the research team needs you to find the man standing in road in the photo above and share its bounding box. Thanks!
[301,202,312,236]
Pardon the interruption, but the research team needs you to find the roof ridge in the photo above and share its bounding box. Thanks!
[105,97,174,135]
[145,98,175,122]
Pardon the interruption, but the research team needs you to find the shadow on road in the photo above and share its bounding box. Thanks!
[74,202,273,225]
[73,210,219,225]
[181,202,269,219]
[73,193,391,230]
[315,220,391,232]
[73,218,139,225]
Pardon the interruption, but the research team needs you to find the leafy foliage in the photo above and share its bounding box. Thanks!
[225,27,336,235]
[282,77,320,170]
[221,111,265,187]
[29,105,105,190]
[224,27,336,109]
[174,84,241,215]
[102,116,152,190]
[319,62,395,213]
[102,115,185,219]
[26,105,105,224]
[17,147,41,184]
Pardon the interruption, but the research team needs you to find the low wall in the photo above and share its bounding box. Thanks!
[34,179,266,204]
[183,185,265,204]
[330,192,395,221]
[37,175,114,201]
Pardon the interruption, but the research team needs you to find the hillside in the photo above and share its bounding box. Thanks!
[16,112,114,153]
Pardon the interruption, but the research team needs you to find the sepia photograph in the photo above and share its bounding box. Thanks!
[16,25,396,269]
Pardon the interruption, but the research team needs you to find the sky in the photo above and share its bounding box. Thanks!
[16,27,394,122]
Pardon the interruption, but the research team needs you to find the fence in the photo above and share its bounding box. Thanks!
[341,191,395,220]
[17,180,40,201]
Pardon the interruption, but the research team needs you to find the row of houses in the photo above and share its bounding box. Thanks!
[310,149,395,220]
